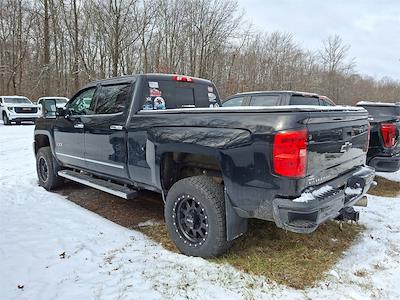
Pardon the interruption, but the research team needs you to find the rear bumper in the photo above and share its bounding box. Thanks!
[368,153,400,172]
[272,166,375,233]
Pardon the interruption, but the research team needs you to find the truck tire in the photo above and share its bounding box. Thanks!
[3,113,10,125]
[165,175,231,257]
[36,146,64,190]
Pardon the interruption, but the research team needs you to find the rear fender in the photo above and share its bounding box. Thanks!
[147,126,251,241]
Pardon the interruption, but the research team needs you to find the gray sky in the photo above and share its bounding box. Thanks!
[238,0,400,80]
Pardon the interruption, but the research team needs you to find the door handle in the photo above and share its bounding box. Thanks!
[110,125,124,130]
[74,123,84,129]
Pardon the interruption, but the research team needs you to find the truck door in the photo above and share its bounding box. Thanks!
[83,83,132,179]
[54,86,97,169]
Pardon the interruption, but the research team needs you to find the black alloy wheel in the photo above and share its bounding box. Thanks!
[36,146,64,190]
[38,156,49,183]
[164,176,231,257]
[173,194,209,246]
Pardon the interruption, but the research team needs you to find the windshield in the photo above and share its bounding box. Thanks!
[43,98,68,104]
[4,97,32,104]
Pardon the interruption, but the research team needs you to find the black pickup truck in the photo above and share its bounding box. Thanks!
[34,74,375,257]
[356,101,400,172]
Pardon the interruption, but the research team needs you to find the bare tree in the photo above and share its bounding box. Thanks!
[318,35,355,103]
[0,0,399,103]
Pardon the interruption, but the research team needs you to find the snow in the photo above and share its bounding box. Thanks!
[377,170,400,182]
[1,123,400,299]
[137,219,162,227]
[293,185,333,203]
[345,187,362,196]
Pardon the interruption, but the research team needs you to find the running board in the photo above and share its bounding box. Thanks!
[58,170,138,199]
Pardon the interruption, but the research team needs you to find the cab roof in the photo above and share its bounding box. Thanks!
[38,96,69,100]
[81,73,213,89]
[233,90,321,97]
[357,101,400,107]
[1,95,30,98]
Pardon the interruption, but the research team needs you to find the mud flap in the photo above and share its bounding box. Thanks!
[225,190,248,241]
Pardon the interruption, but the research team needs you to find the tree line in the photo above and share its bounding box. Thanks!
[0,0,399,104]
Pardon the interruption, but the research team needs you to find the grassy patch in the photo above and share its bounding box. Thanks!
[368,176,400,198]
[139,220,364,289]
[138,225,178,252]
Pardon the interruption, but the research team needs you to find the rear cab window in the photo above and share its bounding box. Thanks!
[142,76,221,110]
[290,95,321,106]
[250,95,280,106]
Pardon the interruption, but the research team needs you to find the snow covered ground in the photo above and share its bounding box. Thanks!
[377,170,400,182]
[1,124,400,300]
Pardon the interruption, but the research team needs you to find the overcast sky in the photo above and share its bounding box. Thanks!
[237,0,400,80]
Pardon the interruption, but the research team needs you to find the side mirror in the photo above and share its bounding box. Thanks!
[56,107,67,117]
[40,99,57,118]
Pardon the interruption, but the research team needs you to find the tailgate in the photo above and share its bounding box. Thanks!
[305,109,369,186]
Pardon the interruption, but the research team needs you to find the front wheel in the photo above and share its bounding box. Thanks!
[165,176,231,257]
[3,113,10,125]
[36,147,64,190]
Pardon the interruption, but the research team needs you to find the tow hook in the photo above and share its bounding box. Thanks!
[335,207,360,222]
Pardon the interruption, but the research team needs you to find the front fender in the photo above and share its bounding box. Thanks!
[33,129,59,161]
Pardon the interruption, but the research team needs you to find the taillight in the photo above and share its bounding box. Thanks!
[380,123,397,148]
[273,129,307,178]
[172,75,193,82]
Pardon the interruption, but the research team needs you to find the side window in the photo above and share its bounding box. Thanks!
[320,99,335,106]
[222,97,245,107]
[68,88,96,115]
[250,95,280,106]
[95,84,131,114]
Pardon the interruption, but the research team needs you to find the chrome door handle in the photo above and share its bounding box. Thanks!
[110,125,124,130]
[74,123,84,129]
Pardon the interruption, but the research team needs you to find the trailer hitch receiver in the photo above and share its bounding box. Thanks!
[335,207,360,222]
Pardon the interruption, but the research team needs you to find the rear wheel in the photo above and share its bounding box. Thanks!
[36,147,64,190]
[165,176,231,257]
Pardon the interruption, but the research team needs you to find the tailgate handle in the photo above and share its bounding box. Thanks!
[110,125,124,130]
